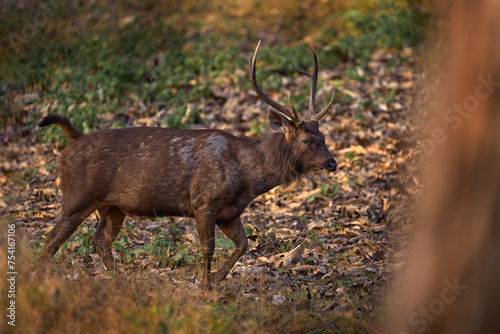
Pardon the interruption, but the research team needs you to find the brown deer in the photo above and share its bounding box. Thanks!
[36,41,337,289]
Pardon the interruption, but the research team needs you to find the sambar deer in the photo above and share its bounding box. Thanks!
[37,41,337,289]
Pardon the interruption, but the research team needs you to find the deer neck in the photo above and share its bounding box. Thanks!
[239,132,303,197]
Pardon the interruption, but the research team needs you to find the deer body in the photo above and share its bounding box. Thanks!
[59,126,306,221]
[37,41,337,288]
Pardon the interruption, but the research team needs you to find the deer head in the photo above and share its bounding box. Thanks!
[249,41,337,173]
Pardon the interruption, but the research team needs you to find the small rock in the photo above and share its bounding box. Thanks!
[243,293,260,299]
[145,224,161,231]
[271,294,286,306]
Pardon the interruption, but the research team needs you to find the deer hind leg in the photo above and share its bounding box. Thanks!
[93,206,126,274]
[37,199,100,279]
[214,216,248,282]
[194,210,217,290]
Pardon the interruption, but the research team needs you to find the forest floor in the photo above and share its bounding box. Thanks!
[0,40,423,333]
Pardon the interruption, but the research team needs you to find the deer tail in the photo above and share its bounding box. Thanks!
[38,114,83,140]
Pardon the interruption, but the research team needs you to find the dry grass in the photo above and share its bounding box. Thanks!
[1,216,373,333]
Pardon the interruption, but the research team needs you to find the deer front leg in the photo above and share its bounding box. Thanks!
[215,216,248,282]
[194,210,216,290]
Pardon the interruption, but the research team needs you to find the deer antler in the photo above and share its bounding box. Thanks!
[288,42,336,122]
[311,87,335,122]
[289,42,318,118]
[249,41,300,123]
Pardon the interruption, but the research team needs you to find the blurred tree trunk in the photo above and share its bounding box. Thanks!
[388,0,500,333]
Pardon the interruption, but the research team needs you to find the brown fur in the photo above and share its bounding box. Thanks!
[37,113,336,288]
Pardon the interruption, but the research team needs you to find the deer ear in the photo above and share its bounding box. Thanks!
[268,109,292,132]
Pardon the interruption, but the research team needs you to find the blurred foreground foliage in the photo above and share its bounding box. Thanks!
[0,0,428,142]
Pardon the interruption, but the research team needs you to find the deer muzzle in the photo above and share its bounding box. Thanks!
[326,159,337,172]
[317,158,337,172]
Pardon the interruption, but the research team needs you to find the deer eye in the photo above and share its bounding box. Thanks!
[302,139,313,150]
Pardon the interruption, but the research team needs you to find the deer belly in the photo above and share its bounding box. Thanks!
[105,182,194,218]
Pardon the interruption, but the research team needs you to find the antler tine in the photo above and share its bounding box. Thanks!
[288,42,318,119]
[289,60,311,77]
[287,94,300,122]
[311,87,335,122]
[249,41,299,123]
[307,42,319,118]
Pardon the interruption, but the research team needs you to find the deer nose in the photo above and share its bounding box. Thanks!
[327,159,337,172]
